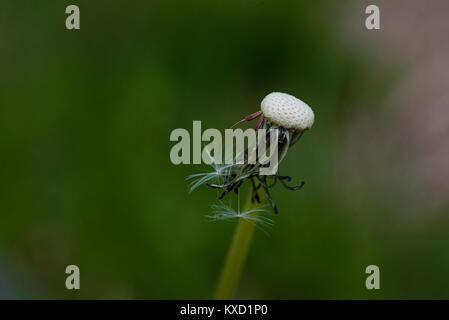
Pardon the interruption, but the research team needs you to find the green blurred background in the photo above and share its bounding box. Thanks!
[1,0,449,299]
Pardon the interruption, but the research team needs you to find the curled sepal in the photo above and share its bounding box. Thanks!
[279,177,305,191]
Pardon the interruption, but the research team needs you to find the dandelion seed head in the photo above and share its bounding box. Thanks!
[261,92,314,131]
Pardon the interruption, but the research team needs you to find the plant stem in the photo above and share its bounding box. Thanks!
[213,189,265,299]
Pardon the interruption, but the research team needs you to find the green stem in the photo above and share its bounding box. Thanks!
[213,189,265,299]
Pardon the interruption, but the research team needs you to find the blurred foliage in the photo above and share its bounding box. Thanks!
[0,0,448,299]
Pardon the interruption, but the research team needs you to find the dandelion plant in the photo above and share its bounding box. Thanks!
[187,92,315,299]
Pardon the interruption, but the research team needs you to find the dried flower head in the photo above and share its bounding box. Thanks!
[188,92,314,215]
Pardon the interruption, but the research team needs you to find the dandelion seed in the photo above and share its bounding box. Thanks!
[186,145,237,192]
[206,201,274,235]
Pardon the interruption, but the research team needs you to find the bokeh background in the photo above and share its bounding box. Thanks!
[1,0,448,299]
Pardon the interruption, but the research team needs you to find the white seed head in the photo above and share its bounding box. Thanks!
[261,92,314,130]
